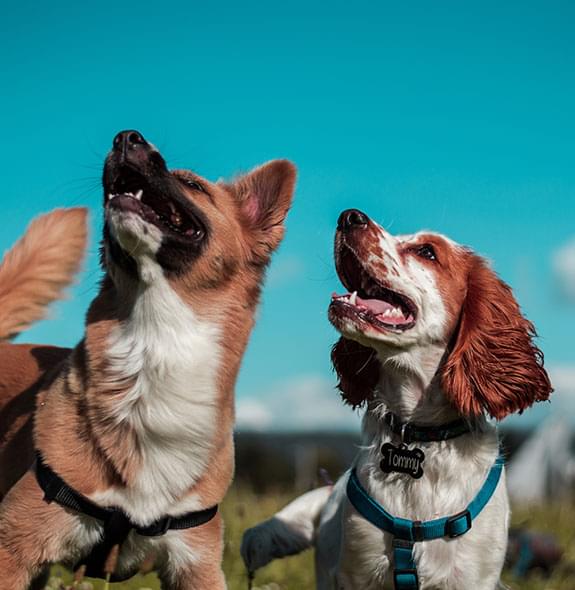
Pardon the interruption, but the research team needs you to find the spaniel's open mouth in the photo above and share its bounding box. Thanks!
[105,166,205,240]
[330,244,417,333]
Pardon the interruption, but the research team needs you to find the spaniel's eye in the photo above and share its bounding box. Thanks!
[415,244,437,261]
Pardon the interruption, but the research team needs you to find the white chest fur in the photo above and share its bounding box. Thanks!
[336,427,509,590]
[94,270,222,524]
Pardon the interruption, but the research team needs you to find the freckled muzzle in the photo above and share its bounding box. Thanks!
[330,211,418,334]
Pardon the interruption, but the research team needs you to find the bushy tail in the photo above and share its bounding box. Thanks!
[0,208,88,340]
[241,486,332,574]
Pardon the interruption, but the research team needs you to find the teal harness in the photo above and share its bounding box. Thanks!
[346,456,504,590]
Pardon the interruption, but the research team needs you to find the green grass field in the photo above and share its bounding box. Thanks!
[47,487,575,590]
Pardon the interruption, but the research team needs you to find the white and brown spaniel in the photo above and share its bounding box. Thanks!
[242,209,552,590]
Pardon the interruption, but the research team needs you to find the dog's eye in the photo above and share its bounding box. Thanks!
[191,227,205,240]
[184,179,205,193]
[415,244,437,261]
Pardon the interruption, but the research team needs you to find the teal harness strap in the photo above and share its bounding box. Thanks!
[346,456,504,590]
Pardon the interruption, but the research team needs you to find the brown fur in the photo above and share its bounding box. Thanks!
[0,208,87,340]
[332,230,552,419]
[331,337,379,409]
[0,344,70,497]
[442,254,552,419]
[0,153,295,589]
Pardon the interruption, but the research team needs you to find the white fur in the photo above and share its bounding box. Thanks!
[342,227,450,350]
[92,271,221,522]
[94,211,222,523]
[243,404,508,589]
[242,225,510,589]
[107,208,164,267]
[74,209,222,576]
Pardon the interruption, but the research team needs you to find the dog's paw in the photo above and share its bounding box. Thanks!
[241,523,278,572]
[241,516,314,574]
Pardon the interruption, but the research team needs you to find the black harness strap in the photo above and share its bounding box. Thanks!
[35,452,218,580]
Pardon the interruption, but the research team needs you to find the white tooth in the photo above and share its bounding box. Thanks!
[135,189,143,201]
[382,308,392,317]
[126,192,134,197]
[349,291,357,305]
[107,193,113,201]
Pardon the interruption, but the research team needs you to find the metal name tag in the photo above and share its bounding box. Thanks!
[380,443,425,479]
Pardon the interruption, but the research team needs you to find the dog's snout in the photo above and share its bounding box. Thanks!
[109,129,160,172]
[113,130,147,151]
[338,209,369,231]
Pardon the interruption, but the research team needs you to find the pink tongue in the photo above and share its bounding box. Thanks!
[356,295,393,315]
[355,295,410,325]
[331,292,412,325]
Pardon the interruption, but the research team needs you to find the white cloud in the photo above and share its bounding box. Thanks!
[508,365,575,426]
[244,368,575,431]
[549,366,575,413]
[235,399,273,431]
[236,375,361,432]
[550,366,575,393]
[553,238,575,302]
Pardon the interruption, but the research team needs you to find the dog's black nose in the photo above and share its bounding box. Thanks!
[108,129,162,171]
[338,209,369,231]
[103,130,167,198]
[112,130,147,151]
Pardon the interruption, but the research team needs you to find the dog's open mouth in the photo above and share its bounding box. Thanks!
[330,245,417,332]
[105,166,205,239]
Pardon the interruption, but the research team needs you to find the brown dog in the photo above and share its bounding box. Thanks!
[0,130,296,589]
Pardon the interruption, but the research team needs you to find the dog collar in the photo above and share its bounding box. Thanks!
[384,411,471,444]
[35,451,218,581]
[346,456,504,590]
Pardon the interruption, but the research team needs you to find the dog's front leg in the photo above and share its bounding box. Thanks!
[157,513,226,590]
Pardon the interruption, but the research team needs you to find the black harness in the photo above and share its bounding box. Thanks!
[35,452,218,581]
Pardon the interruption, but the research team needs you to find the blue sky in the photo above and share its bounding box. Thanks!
[2,0,574,429]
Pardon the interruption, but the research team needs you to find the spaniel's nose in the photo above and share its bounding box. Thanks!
[337,209,369,231]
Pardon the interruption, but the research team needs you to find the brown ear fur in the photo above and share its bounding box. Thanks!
[331,337,380,408]
[442,255,552,420]
[227,159,296,261]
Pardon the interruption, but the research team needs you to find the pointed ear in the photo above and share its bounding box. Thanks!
[226,160,296,261]
[442,255,552,420]
[332,337,380,409]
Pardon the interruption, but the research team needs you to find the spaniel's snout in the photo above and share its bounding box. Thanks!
[337,208,369,231]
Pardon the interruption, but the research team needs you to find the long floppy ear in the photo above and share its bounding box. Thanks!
[442,255,552,420]
[332,337,380,408]
[226,160,296,262]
